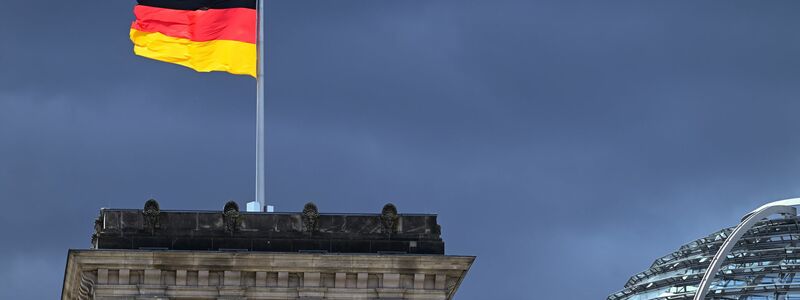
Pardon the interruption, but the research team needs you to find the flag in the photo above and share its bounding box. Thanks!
[130,0,257,77]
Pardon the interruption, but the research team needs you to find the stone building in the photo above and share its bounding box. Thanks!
[61,200,474,300]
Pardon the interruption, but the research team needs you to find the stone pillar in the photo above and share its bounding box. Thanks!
[119,269,130,285]
[434,274,446,290]
[198,270,209,286]
[414,274,425,289]
[304,272,320,287]
[97,269,108,284]
[383,273,400,288]
[176,270,187,286]
[256,272,267,287]
[224,271,241,286]
[357,273,368,289]
[277,272,288,287]
[144,269,161,285]
[335,273,346,288]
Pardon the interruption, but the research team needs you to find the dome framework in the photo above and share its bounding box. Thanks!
[609,198,800,300]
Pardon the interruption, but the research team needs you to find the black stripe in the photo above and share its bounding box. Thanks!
[137,0,256,10]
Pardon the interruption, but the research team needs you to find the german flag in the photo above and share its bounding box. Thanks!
[130,0,257,77]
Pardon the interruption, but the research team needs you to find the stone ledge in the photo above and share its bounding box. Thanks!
[64,250,474,300]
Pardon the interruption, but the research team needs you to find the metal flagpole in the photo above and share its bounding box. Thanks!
[255,0,266,211]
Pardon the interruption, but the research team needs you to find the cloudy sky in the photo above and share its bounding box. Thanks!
[3,1,800,299]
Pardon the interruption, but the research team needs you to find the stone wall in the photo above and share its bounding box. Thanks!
[63,250,474,300]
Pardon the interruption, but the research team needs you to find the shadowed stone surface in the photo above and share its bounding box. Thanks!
[93,202,444,254]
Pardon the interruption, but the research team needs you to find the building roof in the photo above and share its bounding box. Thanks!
[92,200,445,254]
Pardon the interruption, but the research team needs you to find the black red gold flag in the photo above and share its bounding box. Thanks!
[130,0,257,76]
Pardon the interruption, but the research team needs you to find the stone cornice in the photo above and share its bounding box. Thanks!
[63,249,475,300]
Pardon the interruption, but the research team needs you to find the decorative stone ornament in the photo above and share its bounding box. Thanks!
[302,202,320,234]
[381,203,399,236]
[142,199,160,234]
[91,213,103,247]
[223,201,241,234]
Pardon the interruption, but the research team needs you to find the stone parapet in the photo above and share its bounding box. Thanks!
[93,200,444,255]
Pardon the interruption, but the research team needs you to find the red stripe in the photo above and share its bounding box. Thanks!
[131,5,256,44]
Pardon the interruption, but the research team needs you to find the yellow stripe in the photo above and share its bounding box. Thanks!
[130,29,256,77]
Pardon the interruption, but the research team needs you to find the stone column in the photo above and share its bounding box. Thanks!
[277,272,288,287]
[176,270,187,286]
[335,273,346,288]
[256,271,267,287]
[383,273,400,288]
[414,274,425,289]
[304,272,320,287]
[357,273,368,289]
[144,269,161,285]
[198,270,209,286]
[224,271,241,286]
[119,269,130,285]
[97,269,108,284]
[434,274,446,290]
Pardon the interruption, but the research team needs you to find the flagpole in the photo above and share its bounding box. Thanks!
[255,0,266,211]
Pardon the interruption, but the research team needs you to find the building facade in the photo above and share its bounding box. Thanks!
[62,200,474,300]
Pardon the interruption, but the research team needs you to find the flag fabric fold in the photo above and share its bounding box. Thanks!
[130,0,257,77]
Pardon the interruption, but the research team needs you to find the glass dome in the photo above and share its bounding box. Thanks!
[609,216,800,300]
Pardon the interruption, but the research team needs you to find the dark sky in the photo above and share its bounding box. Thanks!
[3,1,800,299]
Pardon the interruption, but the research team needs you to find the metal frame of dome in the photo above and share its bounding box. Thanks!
[693,198,800,300]
[608,198,800,300]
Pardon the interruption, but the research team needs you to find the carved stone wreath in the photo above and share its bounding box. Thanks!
[302,202,320,234]
[223,201,241,234]
[380,203,399,236]
[142,199,160,234]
